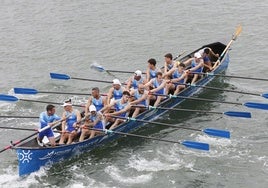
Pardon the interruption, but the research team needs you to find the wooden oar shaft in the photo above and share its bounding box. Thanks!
[19,99,84,107]
[39,91,89,96]
[90,128,183,144]
[0,115,39,118]
[71,77,113,83]
[0,126,37,131]
[153,93,242,106]
[220,25,242,58]
[132,105,222,115]
[179,83,261,96]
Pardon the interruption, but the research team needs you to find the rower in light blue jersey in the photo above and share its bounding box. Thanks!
[37,104,61,147]
[79,105,105,141]
[59,99,82,145]
[102,91,131,130]
[85,87,107,114]
[130,84,149,117]
[165,62,187,95]
[126,70,145,91]
[107,78,126,104]
[145,72,167,106]
[163,53,175,74]
[146,58,161,83]
[183,52,204,84]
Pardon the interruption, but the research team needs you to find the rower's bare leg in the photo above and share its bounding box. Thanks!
[109,119,123,130]
[59,132,67,144]
[174,85,185,95]
[48,137,56,147]
[132,108,140,118]
[79,129,90,142]
[154,96,163,106]
[191,74,199,84]
[67,132,76,144]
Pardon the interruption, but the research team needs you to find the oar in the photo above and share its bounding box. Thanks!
[219,24,242,60]
[13,87,108,97]
[0,118,65,153]
[50,72,115,83]
[0,115,39,118]
[0,126,39,131]
[132,105,250,119]
[0,94,84,108]
[91,128,209,151]
[90,62,144,74]
[50,73,128,85]
[153,93,268,111]
[90,51,186,75]
[109,115,230,138]
[176,83,268,99]
[193,72,268,82]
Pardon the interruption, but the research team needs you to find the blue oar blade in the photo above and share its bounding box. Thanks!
[14,88,38,95]
[50,73,70,80]
[244,102,268,110]
[224,111,251,118]
[182,140,209,151]
[261,93,268,99]
[203,128,230,139]
[90,63,105,72]
[0,94,19,102]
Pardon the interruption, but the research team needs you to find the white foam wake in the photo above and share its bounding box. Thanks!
[104,165,153,185]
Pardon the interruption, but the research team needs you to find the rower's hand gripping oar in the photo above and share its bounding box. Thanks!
[109,115,230,139]
[133,104,250,119]
[91,128,209,151]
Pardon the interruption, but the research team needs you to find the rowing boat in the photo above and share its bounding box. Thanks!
[14,41,229,176]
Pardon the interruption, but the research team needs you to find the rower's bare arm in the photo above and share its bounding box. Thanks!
[107,87,114,104]
[85,97,92,115]
[182,58,193,67]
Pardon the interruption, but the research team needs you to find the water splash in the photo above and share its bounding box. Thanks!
[104,165,153,185]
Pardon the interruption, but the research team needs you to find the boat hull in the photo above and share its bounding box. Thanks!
[15,42,229,176]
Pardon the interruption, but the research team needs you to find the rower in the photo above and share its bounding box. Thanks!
[79,105,105,141]
[37,104,61,147]
[183,52,204,84]
[103,91,131,130]
[198,47,219,72]
[107,79,126,104]
[130,84,149,117]
[145,72,167,106]
[126,70,145,91]
[163,53,175,74]
[59,99,82,145]
[165,62,187,95]
[146,58,161,83]
[85,87,107,114]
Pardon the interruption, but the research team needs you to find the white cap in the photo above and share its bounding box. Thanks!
[134,70,142,76]
[89,105,97,112]
[113,79,121,85]
[194,52,202,59]
[61,102,72,107]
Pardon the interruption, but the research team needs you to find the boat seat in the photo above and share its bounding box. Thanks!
[42,130,61,145]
